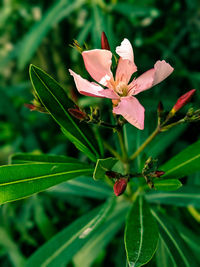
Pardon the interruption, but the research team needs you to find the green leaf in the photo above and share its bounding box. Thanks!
[112,3,160,18]
[48,176,112,200]
[154,179,182,191]
[161,139,200,178]
[93,157,118,180]
[156,238,177,267]
[17,0,84,68]
[10,153,79,164]
[29,64,100,161]
[0,162,93,204]
[151,209,197,267]
[146,186,200,208]
[73,201,130,267]
[124,195,159,267]
[25,198,115,267]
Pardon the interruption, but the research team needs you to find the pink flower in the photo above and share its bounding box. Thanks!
[69,39,174,129]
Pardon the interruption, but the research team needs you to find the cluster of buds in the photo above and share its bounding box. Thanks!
[25,92,47,113]
[184,108,200,123]
[142,157,165,188]
[106,171,128,196]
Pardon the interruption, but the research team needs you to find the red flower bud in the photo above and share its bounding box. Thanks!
[155,171,165,177]
[68,108,88,121]
[113,178,128,196]
[24,103,36,111]
[157,101,164,114]
[172,89,196,113]
[101,32,110,50]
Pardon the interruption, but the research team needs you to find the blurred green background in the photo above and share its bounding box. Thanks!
[0,0,200,266]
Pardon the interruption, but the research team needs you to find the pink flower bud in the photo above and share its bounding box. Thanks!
[172,89,196,113]
[113,178,127,196]
[68,108,88,120]
[155,171,165,177]
[101,32,110,50]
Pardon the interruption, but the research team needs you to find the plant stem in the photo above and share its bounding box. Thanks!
[103,141,123,161]
[130,127,160,161]
[117,127,128,162]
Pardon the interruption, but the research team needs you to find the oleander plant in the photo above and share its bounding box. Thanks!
[0,0,200,267]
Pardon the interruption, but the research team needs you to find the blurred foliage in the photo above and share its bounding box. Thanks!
[0,0,200,266]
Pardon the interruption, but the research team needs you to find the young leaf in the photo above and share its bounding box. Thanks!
[10,153,79,164]
[151,209,198,267]
[29,64,100,162]
[154,179,182,191]
[124,195,159,267]
[93,157,118,180]
[0,162,93,204]
[25,198,115,267]
[161,139,200,178]
[146,185,200,208]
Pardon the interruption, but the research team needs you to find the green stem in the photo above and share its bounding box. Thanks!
[117,127,128,162]
[103,141,123,161]
[130,127,160,161]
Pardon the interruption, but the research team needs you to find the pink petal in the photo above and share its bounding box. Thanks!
[116,39,135,62]
[69,69,119,99]
[153,60,174,86]
[113,96,145,129]
[82,49,113,86]
[115,58,137,84]
[130,60,174,95]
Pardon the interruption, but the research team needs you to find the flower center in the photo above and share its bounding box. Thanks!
[115,82,129,97]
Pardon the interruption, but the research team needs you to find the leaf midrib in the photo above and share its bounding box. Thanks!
[0,169,93,187]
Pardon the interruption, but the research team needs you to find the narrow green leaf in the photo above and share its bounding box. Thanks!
[93,157,118,180]
[112,3,160,18]
[151,209,198,267]
[156,237,177,267]
[125,195,159,267]
[29,64,100,161]
[154,179,182,191]
[0,162,93,204]
[161,139,200,178]
[48,176,112,200]
[18,0,84,68]
[146,186,200,207]
[25,198,115,267]
[73,201,130,267]
[10,153,79,164]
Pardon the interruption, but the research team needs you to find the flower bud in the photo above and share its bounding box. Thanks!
[171,89,196,114]
[24,103,36,111]
[68,108,88,121]
[113,178,128,196]
[157,101,164,114]
[101,32,110,50]
[155,170,165,177]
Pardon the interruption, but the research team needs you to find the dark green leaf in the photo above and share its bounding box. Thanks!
[48,176,112,200]
[0,162,93,204]
[154,179,182,191]
[10,153,79,164]
[125,195,159,267]
[93,157,118,180]
[151,209,198,267]
[73,201,130,267]
[25,198,115,267]
[146,186,200,207]
[161,139,200,178]
[29,64,100,161]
